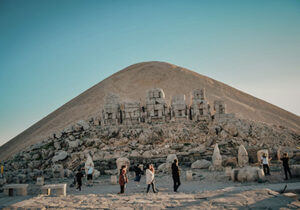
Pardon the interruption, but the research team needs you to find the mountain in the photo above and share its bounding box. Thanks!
[0,61,299,160]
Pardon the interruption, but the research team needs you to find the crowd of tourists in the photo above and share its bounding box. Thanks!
[72,153,293,194]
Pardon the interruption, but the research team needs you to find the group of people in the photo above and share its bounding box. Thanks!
[118,159,181,194]
[118,163,157,194]
[73,153,293,193]
[75,164,94,191]
[261,152,292,180]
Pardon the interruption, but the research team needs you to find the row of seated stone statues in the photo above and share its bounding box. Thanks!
[102,88,234,125]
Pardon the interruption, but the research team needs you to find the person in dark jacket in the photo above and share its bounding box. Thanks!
[134,164,143,186]
[118,165,128,194]
[75,168,84,191]
[281,153,292,180]
[171,159,181,192]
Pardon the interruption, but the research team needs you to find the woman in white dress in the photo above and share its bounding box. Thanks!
[146,164,157,193]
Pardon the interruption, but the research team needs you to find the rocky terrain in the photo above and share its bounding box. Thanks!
[1,61,299,161]
[0,113,299,186]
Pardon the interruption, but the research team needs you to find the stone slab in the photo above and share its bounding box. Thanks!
[3,184,28,196]
[41,183,67,196]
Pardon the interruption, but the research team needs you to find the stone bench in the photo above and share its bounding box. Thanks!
[41,183,67,196]
[3,184,28,196]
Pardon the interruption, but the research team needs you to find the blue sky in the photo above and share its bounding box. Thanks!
[0,0,299,146]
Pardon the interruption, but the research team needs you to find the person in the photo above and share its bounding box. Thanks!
[87,165,94,186]
[280,152,292,180]
[75,168,84,191]
[0,164,3,178]
[146,164,157,193]
[172,159,181,192]
[134,164,143,186]
[118,165,128,194]
[261,153,272,175]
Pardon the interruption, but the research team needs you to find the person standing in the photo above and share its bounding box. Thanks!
[87,165,94,186]
[281,152,292,180]
[172,159,181,192]
[118,165,128,194]
[146,164,157,193]
[75,168,84,191]
[261,153,272,175]
[0,164,3,178]
[134,164,143,186]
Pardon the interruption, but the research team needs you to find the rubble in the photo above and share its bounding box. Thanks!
[0,87,299,184]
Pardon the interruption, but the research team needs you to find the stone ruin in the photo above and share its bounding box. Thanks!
[1,87,299,188]
[191,89,211,122]
[171,95,188,121]
[146,88,169,123]
[214,100,235,121]
[102,94,121,125]
[101,88,233,125]
[123,102,141,125]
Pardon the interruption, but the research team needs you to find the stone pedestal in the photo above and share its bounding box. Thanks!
[225,167,232,178]
[116,157,130,175]
[186,171,193,181]
[36,177,44,185]
[41,184,67,196]
[3,184,28,196]
[111,175,117,185]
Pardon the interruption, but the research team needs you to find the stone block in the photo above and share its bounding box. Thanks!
[186,171,193,181]
[41,184,67,196]
[111,175,117,185]
[3,184,28,196]
[191,159,211,169]
[283,192,298,201]
[36,177,44,185]
[225,167,232,178]
[231,166,264,182]
[116,157,130,174]
[290,165,300,177]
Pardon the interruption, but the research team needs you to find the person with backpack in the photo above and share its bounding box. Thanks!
[75,168,84,191]
[134,164,143,186]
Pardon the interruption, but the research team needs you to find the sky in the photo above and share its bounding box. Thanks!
[0,0,299,146]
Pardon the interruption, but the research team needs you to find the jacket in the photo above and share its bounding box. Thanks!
[146,169,154,184]
[119,169,128,185]
[172,163,180,178]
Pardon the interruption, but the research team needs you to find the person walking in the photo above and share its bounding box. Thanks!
[172,159,181,192]
[261,153,272,175]
[118,165,128,194]
[280,152,292,180]
[75,168,84,191]
[134,164,143,186]
[146,164,157,193]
